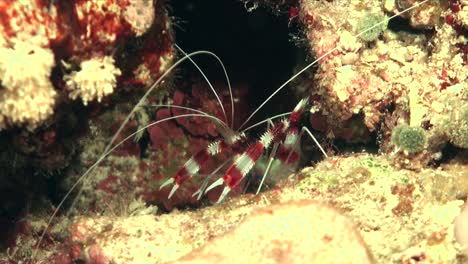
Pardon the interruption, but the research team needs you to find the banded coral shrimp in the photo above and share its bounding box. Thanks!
[28,0,433,261]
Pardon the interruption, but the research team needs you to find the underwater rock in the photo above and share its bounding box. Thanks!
[49,192,373,264]
[173,200,373,264]
[455,199,468,258]
[9,153,466,263]
[297,0,467,163]
[386,0,444,29]
[296,154,466,263]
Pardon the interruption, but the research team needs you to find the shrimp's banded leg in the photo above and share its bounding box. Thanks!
[256,125,329,193]
[160,132,247,198]
[207,98,310,203]
[255,98,312,193]
[275,97,311,165]
[206,120,289,202]
[276,125,328,165]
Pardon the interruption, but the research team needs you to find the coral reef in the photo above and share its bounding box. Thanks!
[1,1,467,264]
[298,154,467,263]
[5,154,466,263]
[0,0,174,259]
[46,200,373,264]
[0,0,175,188]
[298,0,467,164]
[390,0,443,29]
[430,88,468,149]
[455,200,468,257]
[0,0,174,130]
[0,1,174,169]
[174,200,373,264]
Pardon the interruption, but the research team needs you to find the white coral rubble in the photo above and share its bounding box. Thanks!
[64,56,121,105]
[0,40,56,130]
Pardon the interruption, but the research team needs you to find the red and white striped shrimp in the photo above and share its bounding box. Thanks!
[158,74,320,202]
[202,98,311,203]
[32,0,431,259]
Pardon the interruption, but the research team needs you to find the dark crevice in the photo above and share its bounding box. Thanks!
[387,15,431,34]
[170,0,299,131]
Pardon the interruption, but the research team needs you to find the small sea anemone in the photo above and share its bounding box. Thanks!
[355,13,388,42]
[391,125,427,154]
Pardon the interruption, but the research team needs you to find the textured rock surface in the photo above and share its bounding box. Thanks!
[66,200,373,264]
[298,0,467,165]
[11,154,465,263]
[173,200,373,264]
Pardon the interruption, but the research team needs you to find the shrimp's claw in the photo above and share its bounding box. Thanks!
[159,178,175,190]
[192,178,209,200]
[192,189,202,199]
[216,187,232,204]
[192,184,205,200]
[168,184,179,199]
[160,178,180,199]
[204,177,232,203]
[205,177,224,194]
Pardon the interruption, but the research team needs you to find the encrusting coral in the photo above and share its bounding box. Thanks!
[12,154,465,263]
[0,0,174,131]
[298,0,467,164]
[64,56,122,105]
[0,40,56,130]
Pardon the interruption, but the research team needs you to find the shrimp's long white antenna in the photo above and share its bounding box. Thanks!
[175,44,234,128]
[242,112,292,132]
[69,50,229,214]
[33,50,229,258]
[152,104,230,129]
[104,50,230,155]
[239,0,430,130]
[32,113,222,258]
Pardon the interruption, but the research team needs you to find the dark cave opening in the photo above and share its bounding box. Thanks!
[169,1,381,157]
[170,0,300,130]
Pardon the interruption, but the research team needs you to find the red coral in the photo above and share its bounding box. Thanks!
[0,0,67,45]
